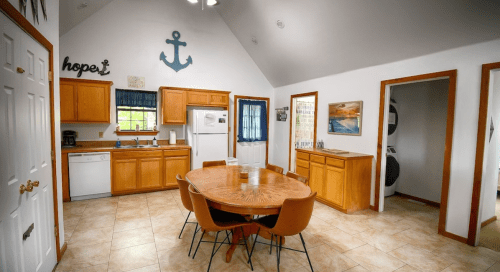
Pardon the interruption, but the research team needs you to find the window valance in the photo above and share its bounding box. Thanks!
[116,89,157,108]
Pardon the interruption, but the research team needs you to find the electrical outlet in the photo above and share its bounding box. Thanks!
[99,132,104,138]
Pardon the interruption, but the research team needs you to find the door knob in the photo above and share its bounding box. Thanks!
[19,183,33,194]
[28,180,39,187]
[16,67,25,73]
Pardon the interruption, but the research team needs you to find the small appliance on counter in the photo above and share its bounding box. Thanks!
[62,130,77,147]
[169,130,176,145]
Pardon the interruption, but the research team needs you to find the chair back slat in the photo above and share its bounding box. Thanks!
[271,192,317,236]
[266,163,284,174]
[203,160,227,168]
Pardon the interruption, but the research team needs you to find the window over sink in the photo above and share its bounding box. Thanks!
[116,89,157,131]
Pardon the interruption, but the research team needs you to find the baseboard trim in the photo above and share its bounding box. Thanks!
[440,230,467,244]
[481,216,497,228]
[394,192,440,208]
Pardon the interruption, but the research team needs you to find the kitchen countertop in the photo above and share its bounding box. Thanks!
[296,148,373,160]
[61,144,191,154]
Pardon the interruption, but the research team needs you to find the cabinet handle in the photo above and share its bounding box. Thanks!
[16,67,25,73]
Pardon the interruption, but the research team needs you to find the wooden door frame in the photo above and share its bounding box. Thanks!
[233,95,270,166]
[374,70,461,242]
[288,92,318,170]
[0,1,62,261]
[468,62,500,245]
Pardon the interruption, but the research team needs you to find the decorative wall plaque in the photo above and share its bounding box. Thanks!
[160,31,192,72]
[62,57,111,77]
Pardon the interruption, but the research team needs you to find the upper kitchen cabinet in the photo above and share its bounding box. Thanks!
[60,78,113,123]
[159,86,231,125]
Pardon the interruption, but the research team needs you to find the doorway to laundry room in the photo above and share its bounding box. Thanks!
[375,70,457,238]
[470,62,500,249]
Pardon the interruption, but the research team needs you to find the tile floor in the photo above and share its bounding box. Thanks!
[58,191,500,272]
[479,193,500,252]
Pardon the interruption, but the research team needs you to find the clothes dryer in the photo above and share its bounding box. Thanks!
[387,99,399,147]
[385,146,400,197]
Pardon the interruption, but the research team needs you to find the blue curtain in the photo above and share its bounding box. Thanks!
[238,99,268,142]
[116,89,157,108]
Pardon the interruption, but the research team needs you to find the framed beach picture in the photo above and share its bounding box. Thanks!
[328,101,363,135]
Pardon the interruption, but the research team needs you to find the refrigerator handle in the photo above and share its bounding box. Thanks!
[196,112,199,156]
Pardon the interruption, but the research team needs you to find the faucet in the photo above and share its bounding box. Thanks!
[135,137,140,146]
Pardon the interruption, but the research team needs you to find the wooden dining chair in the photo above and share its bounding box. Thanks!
[248,192,317,272]
[286,171,308,185]
[202,160,226,168]
[266,163,284,174]
[188,184,254,272]
[176,174,199,256]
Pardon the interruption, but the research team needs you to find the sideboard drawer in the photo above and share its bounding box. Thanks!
[310,154,325,164]
[326,157,345,168]
[296,152,309,161]
[296,159,310,169]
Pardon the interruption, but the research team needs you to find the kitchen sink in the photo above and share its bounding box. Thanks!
[114,145,161,149]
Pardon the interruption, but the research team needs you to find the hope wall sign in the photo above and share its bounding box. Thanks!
[62,57,111,77]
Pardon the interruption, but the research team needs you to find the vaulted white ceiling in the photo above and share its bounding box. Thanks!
[59,0,114,36]
[60,0,500,87]
[215,0,500,87]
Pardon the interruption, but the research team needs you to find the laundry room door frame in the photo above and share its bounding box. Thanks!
[0,0,62,261]
[288,92,318,171]
[233,95,270,166]
[468,61,500,246]
[374,70,458,241]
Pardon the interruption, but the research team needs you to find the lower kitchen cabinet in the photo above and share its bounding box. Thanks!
[111,149,190,195]
[296,148,373,213]
[164,150,190,188]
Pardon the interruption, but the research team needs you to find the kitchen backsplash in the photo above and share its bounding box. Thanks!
[60,123,185,141]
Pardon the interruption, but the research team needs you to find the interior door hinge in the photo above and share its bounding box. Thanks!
[51,150,55,161]
[48,71,53,82]
[54,225,58,238]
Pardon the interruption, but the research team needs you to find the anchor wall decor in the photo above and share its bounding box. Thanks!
[160,31,193,72]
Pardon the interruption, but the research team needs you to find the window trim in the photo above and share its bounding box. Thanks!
[116,106,158,132]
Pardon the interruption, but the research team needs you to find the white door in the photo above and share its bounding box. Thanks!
[235,99,267,168]
[0,13,56,272]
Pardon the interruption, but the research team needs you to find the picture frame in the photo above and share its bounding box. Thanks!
[328,100,363,135]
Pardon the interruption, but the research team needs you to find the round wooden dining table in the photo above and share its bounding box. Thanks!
[185,165,312,262]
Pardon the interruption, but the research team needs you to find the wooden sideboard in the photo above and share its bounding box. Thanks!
[159,86,231,125]
[296,148,373,213]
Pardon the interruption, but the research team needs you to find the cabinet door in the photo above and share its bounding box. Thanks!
[77,83,110,122]
[113,159,138,193]
[209,93,228,106]
[325,165,345,207]
[187,92,209,105]
[60,81,78,122]
[139,158,163,189]
[309,162,325,197]
[164,156,189,186]
[162,90,186,124]
[296,166,309,179]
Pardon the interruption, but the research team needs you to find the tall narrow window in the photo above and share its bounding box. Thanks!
[116,89,157,131]
[238,99,267,142]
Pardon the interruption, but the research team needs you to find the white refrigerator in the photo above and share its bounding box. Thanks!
[187,110,229,170]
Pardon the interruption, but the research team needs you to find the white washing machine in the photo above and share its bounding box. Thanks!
[387,99,399,147]
[385,146,400,197]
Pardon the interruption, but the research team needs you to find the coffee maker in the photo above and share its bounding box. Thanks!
[62,130,77,147]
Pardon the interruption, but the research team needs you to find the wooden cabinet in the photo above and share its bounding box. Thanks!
[112,151,163,194]
[60,78,112,123]
[309,162,325,198]
[162,89,186,124]
[164,149,190,188]
[296,149,373,213]
[110,148,191,195]
[159,86,231,125]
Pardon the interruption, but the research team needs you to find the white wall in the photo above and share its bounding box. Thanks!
[59,0,273,157]
[480,70,500,226]
[391,80,449,203]
[6,0,63,248]
[270,38,500,239]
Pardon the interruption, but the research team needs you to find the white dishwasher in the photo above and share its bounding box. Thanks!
[69,152,111,201]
